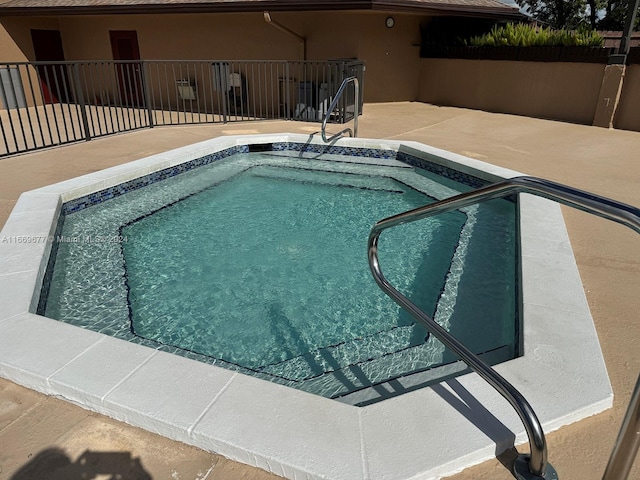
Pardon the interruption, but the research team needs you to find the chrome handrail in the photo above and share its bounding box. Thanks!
[368,175,640,479]
[321,76,359,143]
[602,373,640,479]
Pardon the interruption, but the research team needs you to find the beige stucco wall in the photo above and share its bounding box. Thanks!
[328,12,422,103]
[614,65,640,132]
[3,13,638,129]
[58,13,298,61]
[418,58,606,125]
[0,22,29,62]
[0,16,62,62]
[0,17,65,108]
[0,11,423,103]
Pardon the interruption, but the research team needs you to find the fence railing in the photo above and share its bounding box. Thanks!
[0,59,365,158]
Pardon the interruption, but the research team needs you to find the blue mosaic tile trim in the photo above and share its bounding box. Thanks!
[62,141,493,214]
[271,142,396,160]
[273,142,487,189]
[396,151,488,189]
[35,211,65,316]
[62,145,248,214]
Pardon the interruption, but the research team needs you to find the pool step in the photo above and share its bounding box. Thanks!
[255,317,513,404]
[249,164,408,194]
[257,322,429,383]
[336,344,514,406]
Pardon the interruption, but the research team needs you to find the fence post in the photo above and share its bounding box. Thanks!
[72,63,92,142]
[221,81,228,124]
[141,61,154,128]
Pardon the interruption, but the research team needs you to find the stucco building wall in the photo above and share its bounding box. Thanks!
[1,16,61,62]
[614,65,640,132]
[418,58,606,125]
[0,11,423,103]
[2,12,637,131]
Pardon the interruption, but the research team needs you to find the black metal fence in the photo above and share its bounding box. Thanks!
[0,59,365,158]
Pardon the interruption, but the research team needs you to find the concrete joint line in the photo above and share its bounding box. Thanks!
[100,350,158,402]
[46,337,107,385]
[358,409,370,479]
[0,396,47,437]
[187,372,238,436]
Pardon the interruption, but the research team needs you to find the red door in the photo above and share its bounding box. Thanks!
[31,29,71,103]
[110,31,144,106]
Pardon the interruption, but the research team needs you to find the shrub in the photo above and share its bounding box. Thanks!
[468,23,603,47]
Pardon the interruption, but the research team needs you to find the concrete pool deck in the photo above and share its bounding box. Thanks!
[0,103,638,479]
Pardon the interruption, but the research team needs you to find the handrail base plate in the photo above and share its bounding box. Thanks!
[513,455,559,480]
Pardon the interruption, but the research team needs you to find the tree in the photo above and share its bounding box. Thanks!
[516,0,639,30]
[598,1,640,30]
[586,0,602,28]
[515,0,589,29]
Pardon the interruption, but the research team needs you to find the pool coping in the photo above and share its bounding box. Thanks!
[0,133,613,480]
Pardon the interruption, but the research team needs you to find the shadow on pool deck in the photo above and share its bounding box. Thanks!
[0,102,639,479]
[9,448,151,480]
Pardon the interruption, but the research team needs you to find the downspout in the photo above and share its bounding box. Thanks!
[263,12,306,61]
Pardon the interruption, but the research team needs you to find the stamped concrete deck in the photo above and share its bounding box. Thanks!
[0,102,638,479]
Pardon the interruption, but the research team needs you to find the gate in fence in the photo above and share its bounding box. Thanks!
[0,59,365,158]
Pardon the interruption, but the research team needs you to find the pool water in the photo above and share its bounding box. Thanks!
[43,152,518,400]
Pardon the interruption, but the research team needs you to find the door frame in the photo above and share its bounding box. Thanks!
[109,30,145,107]
[31,29,71,104]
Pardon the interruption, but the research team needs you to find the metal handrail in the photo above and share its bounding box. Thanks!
[368,175,640,479]
[603,373,640,479]
[321,76,359,143]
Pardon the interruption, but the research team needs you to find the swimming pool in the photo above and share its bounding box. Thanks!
[41,148,518,401]
[0,134,612,480]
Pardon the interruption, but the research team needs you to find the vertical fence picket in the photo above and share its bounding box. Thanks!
[0,59,364,158]
[1,65,20,153]
[35,62,56,145]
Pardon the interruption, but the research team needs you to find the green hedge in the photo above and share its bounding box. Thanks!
[468,23,603,47]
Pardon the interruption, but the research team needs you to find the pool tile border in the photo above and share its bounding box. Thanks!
[60,142,489,216]
[62,145,249,214]
[0,133,613,480]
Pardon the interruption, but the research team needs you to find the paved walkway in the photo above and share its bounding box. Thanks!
[0,103,638,479]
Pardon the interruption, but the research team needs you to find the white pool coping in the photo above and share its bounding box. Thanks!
[0,134,612,480]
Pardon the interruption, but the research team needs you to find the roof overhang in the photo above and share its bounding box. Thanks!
[0,0,523,21]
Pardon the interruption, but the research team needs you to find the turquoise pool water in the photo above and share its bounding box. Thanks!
[43,151,518,400]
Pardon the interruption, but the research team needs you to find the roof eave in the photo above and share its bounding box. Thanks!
[373,2,524,20]
[3,1,369,16]
[0,0,524,20]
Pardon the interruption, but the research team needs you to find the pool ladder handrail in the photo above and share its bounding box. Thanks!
[368,175,640,480]
[321,76,359,143]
